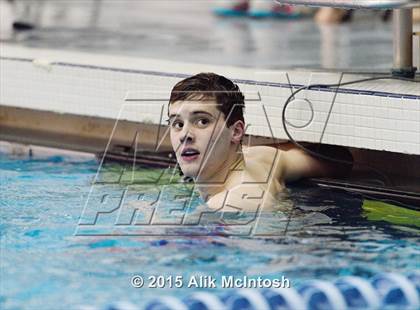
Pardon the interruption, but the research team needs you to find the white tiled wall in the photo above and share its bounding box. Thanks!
[1,46,419,155]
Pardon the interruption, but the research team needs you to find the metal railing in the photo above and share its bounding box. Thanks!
[275,0,419,77]
[274,0,419,9]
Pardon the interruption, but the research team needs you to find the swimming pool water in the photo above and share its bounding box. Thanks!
[1,152,418,309]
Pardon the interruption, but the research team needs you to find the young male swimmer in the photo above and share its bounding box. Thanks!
[168,73,351,212]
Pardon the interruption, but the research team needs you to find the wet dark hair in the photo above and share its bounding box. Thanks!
[169,72,245,127]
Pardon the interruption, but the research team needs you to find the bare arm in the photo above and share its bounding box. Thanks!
[280,143,353,182]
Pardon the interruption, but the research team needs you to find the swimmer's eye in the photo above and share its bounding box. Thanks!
[171,120,183,130]
[196,118,210,128]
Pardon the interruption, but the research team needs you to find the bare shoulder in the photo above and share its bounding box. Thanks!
[243,145,285,164]
[241,145,286,182]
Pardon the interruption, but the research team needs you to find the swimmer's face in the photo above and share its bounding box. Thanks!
[168,99,242,180]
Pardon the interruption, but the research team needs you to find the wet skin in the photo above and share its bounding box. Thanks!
[169,99,336,212]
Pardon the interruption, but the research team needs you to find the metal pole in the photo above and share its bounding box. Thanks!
[392,8,416,78]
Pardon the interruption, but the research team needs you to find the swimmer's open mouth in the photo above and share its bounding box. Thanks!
[181,148,200,160]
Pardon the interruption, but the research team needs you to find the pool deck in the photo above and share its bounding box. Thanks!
[2,0,412,71]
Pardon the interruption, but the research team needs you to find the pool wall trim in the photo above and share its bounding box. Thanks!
[3,55,420,101]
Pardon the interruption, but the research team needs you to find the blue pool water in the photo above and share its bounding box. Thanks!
[1,152,419,309]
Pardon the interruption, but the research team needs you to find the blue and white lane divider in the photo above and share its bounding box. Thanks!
[102,272,419,310]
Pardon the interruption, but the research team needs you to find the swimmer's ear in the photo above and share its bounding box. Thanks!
[230,120,245,145]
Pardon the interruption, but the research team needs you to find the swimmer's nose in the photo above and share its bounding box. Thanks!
[180,130,194,144]
[179,122,195,145]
